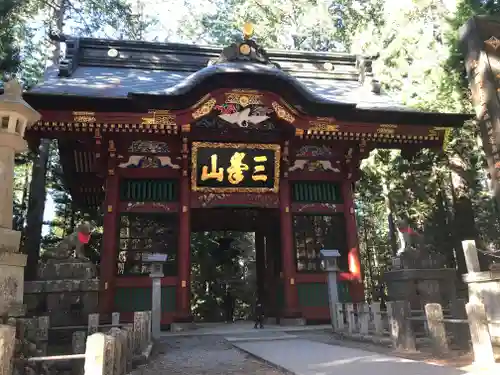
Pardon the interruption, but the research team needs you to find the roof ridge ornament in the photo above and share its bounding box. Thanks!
[210,23,281,69]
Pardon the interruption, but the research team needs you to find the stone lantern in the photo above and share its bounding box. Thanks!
[142,253,168,339]
[0,79,41,316]
[320,249,341,329]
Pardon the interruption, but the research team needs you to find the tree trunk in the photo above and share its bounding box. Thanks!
[24,139,50,280]
[382,178,398,256]
[449,170,491,272]
[24,0,65,280]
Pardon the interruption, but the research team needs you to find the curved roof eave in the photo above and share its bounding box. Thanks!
[127,62,357,114]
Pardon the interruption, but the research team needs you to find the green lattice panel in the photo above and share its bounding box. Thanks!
[297,281,351,307]
[120,179,178,202]
[114,286,176,312]
[291,182,342,203]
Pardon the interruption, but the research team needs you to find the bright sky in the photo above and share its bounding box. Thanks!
[39,0,189,233]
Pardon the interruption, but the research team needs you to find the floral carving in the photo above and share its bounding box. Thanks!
[128,140,170,153]
[197,193,229,207]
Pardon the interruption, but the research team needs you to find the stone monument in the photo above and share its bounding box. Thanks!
[0,79,41,317]
[24,222,100,326]
[384,219,457,309]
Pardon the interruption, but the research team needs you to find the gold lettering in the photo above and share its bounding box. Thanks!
[201,154,224,182]
[227,152,249,184]
[252,155,268,182]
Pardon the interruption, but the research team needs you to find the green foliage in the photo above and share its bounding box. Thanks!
[191,231,256,321]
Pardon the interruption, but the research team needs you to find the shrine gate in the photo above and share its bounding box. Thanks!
[22,26,469,324]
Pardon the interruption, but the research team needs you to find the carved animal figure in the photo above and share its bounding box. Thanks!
[288,159,340,172]
[396,219,424,255]
[314,160,339,172]
[118,155,180,169]
[42,222,93,260]
[219,108,269,127]
[288,160,308,171]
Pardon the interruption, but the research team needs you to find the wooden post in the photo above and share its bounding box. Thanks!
[177,136,191,320]
[371,302,384,336]
[466,301,495,365]
[342,180,363,302]
[425,303,449,354]
[101,158,119,314]
[387,301,416,351]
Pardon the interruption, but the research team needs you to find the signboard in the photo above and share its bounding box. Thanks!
[191,142,281,193]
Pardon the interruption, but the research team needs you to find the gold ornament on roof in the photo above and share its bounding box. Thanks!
[239,43,251,55]
[243,23,254,39]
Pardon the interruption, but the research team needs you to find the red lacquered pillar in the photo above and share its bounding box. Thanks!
[176,136,191,320]
[101,159,119,313]
[279,141,299,317]
[342,179,364,302]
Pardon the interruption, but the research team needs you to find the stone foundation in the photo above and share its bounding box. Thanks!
[24,259,99,326]
[384,268,458,308]
[0,227,27,317]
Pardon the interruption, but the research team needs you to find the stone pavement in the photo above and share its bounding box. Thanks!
[229,333,467,375]
[134,324,497,375]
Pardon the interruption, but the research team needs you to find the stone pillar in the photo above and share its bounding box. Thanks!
[150,264,163,339]
[466,301,495,364]
[177,136,191,321]
[0,80,41,317]
[84,333,115,375]
[279,177,299,317]
[358,303,369,335]
[371,302,384,335]
[387,301,416,351]
[88,313,99,334]
[346,303,355,333]
[450,298,470,348]
[100,164,119,314]
[0,324,16,375]
[425,303,449,354]
[326,269,339,328]
[462,240,481,273]
[111,312,120,326]
[341,180,363,302]
[335,303,344,331]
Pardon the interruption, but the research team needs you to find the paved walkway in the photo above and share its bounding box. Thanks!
[229,333,467,375]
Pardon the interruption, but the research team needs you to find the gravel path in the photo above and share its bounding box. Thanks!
[130,336,291,375]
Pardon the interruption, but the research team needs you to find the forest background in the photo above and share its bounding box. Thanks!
[3,0,500,319]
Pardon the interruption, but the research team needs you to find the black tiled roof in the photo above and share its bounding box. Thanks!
[29,36,410,111]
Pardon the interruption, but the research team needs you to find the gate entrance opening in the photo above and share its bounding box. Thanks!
[191,208,281,322]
